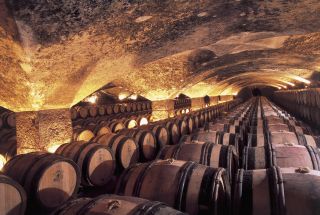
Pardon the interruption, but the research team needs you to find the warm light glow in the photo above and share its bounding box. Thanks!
[47,144,63,153]
[277,86,282,90]
[127,120,138,128]
[233,92,238,96]
[181,109,186,114]
[129,94,138,100]
[186,108,190,113]
[293,76,311,84]
[0,154,6,170]
[205,104,209,108]
[118,93,129,100]
[281,80,295,86]
[283,86,287,89]
[139,117,149,126]
[86,95,98,104]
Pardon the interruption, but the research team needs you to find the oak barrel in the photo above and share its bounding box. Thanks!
[107,121,125,132]
[0,112,16,128]
[141,124,169,148]
[0,173,27,215]
[53,194,186,215]
[95,133,139,171]
[73,128,95,142]
[158,143,238,183]
[88,106,98,117]
[243,144,320,170]
[55,141,116,186]
[75,107,88,119]
[234,167,320,215]
[118,129,157,161]
[98,106,106,116]
[163,121,180,145]
[116,160,231,215]
[3,152,80,212]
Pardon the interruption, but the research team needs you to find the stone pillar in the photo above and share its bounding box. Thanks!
[191,97,206,111]
[151,99,175,121]
[209,96,219,105]
[16,108,73,154]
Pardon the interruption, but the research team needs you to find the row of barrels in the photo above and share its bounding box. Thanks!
[274,88,320,108]
[111,96,320,215]
[242,97,320,171]
[0,99,243,215]
[174,98,257,182]
[3,153,320,215]
[71,101,152,120]
[273,90,320,127]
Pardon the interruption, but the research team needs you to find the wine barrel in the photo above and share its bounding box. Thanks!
[146,102,151,110]
[120,105,126,113]
[247,133,266,147]
[174,119,188,137]
[203,123,229,132]
[163,121,180,145]
[118,129,157,161]
[121,118,138,129]
[55,141,116,186]
[136,116,149,126]
[183,116,194,134]
[93,124,112,137]
[95,133,139,171]
[106,105,113,115]
[52,198,92,215]
[113,105,120,114]
[158,143,238,183]
[125,104,132,112]
[107,121,125,132]
[70,109,78,120]
[73,128,95,142]
[141,124,169,148]
[185,131,219,143]
[116,160,231,215]
[266,123,292,133]
[0,112,16,128]
[234,167,320,215]
[131,103,137,112]
[0,129,17,161]
[0,173,27,215]
[3,152,80,212]
[216,131,240,151]
[52,195,186,215]
[137,103,143,111]
[98,106,106,116]
[192,115,200,129]
[316,89,320,108]
[243,144,320,170]
[267,131,319,147]
[75,107,88,119]
[141,102,147,111]
[88,106,98,117]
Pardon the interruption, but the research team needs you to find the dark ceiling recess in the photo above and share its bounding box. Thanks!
[252,88,262,97]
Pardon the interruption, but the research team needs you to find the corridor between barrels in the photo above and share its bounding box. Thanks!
[1,1,320,215]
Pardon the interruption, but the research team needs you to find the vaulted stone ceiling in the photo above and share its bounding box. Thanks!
[1,0,320,111]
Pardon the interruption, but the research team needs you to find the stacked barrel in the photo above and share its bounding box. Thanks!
[272,88,320,127]
[237,96,320,215]
[3,95,320,215]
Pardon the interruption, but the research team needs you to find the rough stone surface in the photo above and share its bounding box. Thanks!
[16,109,72,154]
[191,97,206,111]
[1,0,320,111]
[151,100,175,121]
